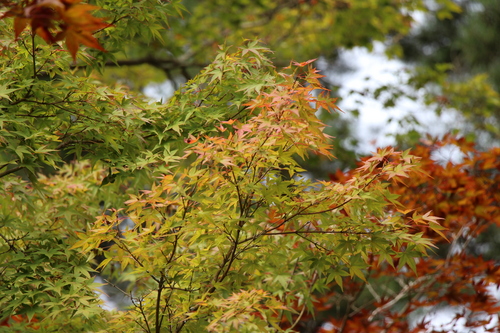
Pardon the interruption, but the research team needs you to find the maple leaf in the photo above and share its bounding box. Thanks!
[1,0,110,60]
[59,2,109,59]
[13,16,31,38]
[0,83,20,101]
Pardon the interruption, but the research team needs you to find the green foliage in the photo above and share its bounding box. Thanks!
[73,0,462,90]
[0,163,111,331]
[0,1,446,332]
[72,49,433,332]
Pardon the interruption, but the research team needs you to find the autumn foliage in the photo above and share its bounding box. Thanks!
[310,136,500,333]
[1,0,498,332]
[0,30,441,330]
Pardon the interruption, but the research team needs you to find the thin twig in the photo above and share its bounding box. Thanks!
[367,275,431,321]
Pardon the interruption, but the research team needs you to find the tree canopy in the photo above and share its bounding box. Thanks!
[1,0,499,332]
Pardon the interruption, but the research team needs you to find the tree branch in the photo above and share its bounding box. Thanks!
[0,165,24,178]
[71,56,207,72]
[367,275,431,322]
[155,275,165,333]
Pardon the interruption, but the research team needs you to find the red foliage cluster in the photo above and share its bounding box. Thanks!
[0,314,39,330]
[312,136,500,333]
[0,0,109,60]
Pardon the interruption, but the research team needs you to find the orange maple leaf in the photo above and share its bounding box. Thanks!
[2,0,110,60]
[59,3,109,59]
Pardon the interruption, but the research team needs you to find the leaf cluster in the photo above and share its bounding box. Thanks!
[70,48,437,332]
[313,136,500,332]
[0,2,448,331]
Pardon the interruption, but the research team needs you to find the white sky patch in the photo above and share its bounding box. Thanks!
[144,79,177,102]
[430,143,467,165]
[329,41,457,154]
[94,276,118,311]
[417,306,499,333]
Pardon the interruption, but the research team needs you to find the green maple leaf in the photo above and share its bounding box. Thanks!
[0,83,19,101]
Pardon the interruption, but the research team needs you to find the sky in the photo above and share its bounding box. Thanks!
[327,41,457,154]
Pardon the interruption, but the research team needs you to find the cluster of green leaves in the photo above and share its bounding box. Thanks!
[71,50,437,332]
[0,0,449,331]
[0,27,437,331]
[0,162,111,331]
[0,18,152,180]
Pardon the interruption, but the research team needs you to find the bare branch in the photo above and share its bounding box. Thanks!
[368,275,431,321]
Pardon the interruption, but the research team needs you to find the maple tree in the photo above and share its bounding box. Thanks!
[0,34,439,331]
[1,1,498,332]
[0,1,441,330]
[69,55,444,332]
